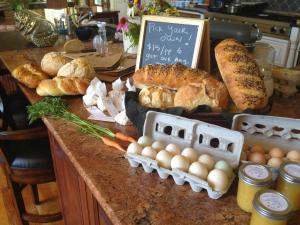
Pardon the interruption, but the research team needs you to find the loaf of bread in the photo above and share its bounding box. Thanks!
[174,78,229,111]
[139,86,175,109]
[36,77,90,96]
[215,39,267,111]
[133,64,208,90]
[41,52,70,77]
[12,63,49,88]
[57,58,95,79]
[63,39,85,53]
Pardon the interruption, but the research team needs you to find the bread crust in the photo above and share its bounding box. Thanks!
[57,58,95,79]
[12,63,49,88]
[36,77,90,96]
[174,78,229,111]
[133,64,208,90]
[215,39,267,110]
[41,52,70,77]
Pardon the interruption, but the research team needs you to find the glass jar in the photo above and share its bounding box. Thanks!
[250,190,292,225]
[253,42,275,99]
[31,18,58,47]
[237,163,273,212]
[92,22,108,56]
[276,161,300,211]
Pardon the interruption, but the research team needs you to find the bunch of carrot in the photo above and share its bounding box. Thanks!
[27,97,135,152]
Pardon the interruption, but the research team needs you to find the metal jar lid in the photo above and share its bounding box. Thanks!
[279,161,300,184]
[253,189,292,221]
[238,163,272,186]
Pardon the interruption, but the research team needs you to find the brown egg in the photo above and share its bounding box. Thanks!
[240,151,247,161]
[243,144,250,152]
[248,152,266,165]
[269,147,285,158]
[287,150,300,162]
[267,157,284,168]
[251,145,265,154]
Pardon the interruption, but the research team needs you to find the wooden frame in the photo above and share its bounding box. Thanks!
[136,15,208,70]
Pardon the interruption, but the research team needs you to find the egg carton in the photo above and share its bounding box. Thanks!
[232,114,300,180]
[126,111,244,199]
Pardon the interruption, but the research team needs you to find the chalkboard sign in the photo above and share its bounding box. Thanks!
[136,15,208,70]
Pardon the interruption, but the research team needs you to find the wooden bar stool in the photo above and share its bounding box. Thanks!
[0,75,62,224]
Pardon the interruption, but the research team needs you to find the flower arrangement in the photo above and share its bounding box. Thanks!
[116,0,179,51]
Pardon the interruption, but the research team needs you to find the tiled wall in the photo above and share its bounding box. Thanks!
[245,0,300,12]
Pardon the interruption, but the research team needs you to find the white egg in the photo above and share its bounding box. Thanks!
[214,160,233,179]
[171,155,190,172]
[165,143,181,155]
[141,146,157,160]
[127,142,143,155]
[151,141,165,151]
[207,169,229,192]
[156,150,173,169]
[181,147,198,163]
[198,154,215,171]
[137,136,153,147]
[188,162,208,180]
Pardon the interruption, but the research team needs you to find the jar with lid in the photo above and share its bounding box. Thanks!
[253,42,275,99]
[31,18,59,47]
[237,163,273,212]
[250,190,292,225]
[276,161,300,211]
[92,22,108,56]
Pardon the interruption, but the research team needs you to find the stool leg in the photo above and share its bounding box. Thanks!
[11,182,29,225]
[31,184,40,205]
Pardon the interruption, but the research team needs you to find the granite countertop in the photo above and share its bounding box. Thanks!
[0,48,300,225]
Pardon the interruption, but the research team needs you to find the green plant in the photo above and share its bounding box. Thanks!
[10,0,31,11]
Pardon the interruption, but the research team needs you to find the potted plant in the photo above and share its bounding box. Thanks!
[116,0,179,54]
[10,0,31,11]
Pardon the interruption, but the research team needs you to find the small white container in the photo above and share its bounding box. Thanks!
[126,111,244,199]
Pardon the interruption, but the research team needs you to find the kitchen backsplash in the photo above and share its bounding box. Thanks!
[245,0,300,12]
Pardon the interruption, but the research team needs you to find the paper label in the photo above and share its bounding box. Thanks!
[244,165,269,180]
[259,192,288,212]
[284,164,300,178]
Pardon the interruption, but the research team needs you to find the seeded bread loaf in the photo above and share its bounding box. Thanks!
[133,64,209,90]
[215,39,267,111]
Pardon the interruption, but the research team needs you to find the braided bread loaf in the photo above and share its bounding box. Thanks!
[36,77,90,96]
[215,39,267,110]
[12,63,49,88]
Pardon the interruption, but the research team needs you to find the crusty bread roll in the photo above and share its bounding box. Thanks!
[215,39,267,111]
[12,63,49,88]
[63,39,85,53]
[41,52,70,77]
[57,58,95,79]
[133,64,208,90]
[174,78,229,111]
[36,77,90,96]
[139,86,175,109]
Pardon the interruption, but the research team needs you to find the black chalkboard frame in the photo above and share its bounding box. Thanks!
[135,15,207,70]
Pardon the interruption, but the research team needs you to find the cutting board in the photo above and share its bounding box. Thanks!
[63,52,123,70]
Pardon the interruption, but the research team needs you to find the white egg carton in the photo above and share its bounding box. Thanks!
[232,114,300,180]
[126,111,244,199]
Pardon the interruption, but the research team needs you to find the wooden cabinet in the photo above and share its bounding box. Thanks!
[49,133,112,225]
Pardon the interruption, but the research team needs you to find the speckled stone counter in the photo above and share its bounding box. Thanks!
[1,49,300,225]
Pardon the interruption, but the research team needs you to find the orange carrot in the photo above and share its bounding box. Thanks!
[102,137,125,152]
[115,132,136,143]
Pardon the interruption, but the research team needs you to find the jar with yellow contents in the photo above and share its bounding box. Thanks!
[250,190,292,225]
[276,161,300,211]
[237,163,273,212]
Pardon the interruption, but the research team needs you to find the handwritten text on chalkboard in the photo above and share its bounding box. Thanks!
[140,21,199,68]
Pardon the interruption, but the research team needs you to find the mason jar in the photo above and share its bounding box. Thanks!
[237,163,273,212]
[276,161,300,211]
[250,190,292,225]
